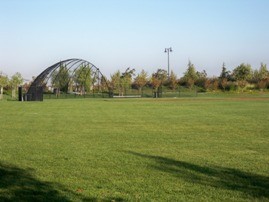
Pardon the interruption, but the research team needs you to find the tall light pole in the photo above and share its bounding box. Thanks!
[164,47,172,77]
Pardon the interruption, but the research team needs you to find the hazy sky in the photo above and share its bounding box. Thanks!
[1,0,268,79]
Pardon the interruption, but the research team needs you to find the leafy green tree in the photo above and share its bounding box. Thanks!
[110,70,122,95]
[134,69,148,94]
[150,69,167,93]
[195,70,208,90]
[232,63,252,89]
[74,65,92,95]
[121,67,135,95]
[0,72,9,99]
[182,60,198,88]
[232,63,252,81]
[51,64,70,93]
[100,75,109,92]
[10,72,23,98]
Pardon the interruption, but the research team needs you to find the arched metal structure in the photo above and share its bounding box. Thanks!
[26,58,112,101]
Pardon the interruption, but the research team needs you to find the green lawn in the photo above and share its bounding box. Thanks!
[0,96,269,201]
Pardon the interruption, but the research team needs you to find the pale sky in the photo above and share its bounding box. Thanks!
[0,0,268,80]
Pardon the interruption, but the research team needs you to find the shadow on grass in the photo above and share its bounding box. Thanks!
[126,151,269,199]
[0,162,122,202]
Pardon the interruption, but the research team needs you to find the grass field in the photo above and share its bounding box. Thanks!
[0,95,269,201]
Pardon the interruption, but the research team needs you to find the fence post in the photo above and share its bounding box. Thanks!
[18,86,23,101]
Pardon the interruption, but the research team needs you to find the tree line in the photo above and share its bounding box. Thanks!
[1,61,269,99]
[109,61,269,95]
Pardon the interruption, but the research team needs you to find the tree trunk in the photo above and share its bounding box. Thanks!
[12,89,16,98]
[139,87,142,96]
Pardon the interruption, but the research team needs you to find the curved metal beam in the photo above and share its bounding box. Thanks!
[26,58,112,101]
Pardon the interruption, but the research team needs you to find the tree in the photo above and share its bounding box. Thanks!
[232,63,252,89]
[110,68,135,96]
[233,63,252,81]
[220,78,228,91]
[0,72,9,99]
[110,70,122,95]
[73,65,92,95]
[195,70,208,90]
[51,64,70,93]
[134,69,148,94]
[211,77,219,91]
[10,72,23,98]
[257,63,269,80]
[219,63,230,91]
[121,67,135,96]
[219,63,231,80]
[150,69,167,94]
[168,70,178,90]
[254,63,269,90]
[100,75,109,92]
[182,60,198,88]
[204,79,211,91]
